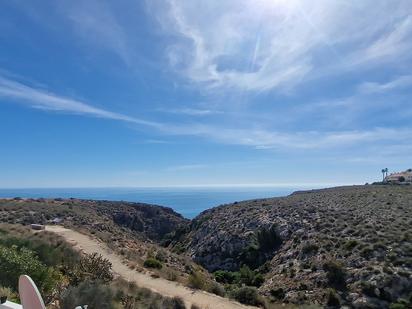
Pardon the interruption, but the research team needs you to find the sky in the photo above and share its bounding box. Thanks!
[0,0,411,188]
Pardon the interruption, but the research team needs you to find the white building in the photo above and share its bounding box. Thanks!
[385,169,412,183]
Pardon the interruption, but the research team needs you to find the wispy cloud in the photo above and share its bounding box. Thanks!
[1,74,411,155]
[170,125,412,150]
[0,75,159,127]
[157,107,222,116]
[352,16,412,66]
[152,0,412,92]
[358,75,412,94]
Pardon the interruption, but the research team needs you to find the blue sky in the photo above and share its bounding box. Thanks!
[0,0,411,187]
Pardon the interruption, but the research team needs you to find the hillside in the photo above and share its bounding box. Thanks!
[1,185,411,308]
[0,198,206,283]
[181,185,412,308]
[0,197,188,241]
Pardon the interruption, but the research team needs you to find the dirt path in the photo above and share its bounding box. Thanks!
[46,225,256,309]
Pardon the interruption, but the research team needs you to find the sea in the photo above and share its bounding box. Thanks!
[0,186,317,219]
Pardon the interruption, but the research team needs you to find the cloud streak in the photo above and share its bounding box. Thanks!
[1,74,411,155]
[0,75,159,127]
[358,75,412,94]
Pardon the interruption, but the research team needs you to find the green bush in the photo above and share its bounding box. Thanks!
[214,270,239,284]
[0,230,79,268]
[230,286,264,306]
[144,258,163,269]
[0,245,61,298]
[188,271,205,290]
[60,281,116,309]
[239,265,256,286]
[208,281,225,296]
[214,266,264,287]
[65,252,113,286]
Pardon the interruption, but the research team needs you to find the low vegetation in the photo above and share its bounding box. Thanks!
[143,258,163,269]
[0,224,191,308]
[230,286,265,307]
[2,184,412,308]
[214,265,264,287]
[184,185,412,307]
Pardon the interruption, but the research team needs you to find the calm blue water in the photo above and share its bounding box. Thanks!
[0,187,313,218]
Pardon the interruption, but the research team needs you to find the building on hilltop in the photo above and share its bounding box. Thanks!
[385,169,412,183]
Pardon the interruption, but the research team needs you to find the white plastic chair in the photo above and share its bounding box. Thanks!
[18,276,45,309]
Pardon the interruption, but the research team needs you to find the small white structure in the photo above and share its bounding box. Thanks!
[30,224,45,231]
[0,301,22,309]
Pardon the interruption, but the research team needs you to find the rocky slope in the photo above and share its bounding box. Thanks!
[0,198,199,280]
[0,198,188,241]
[182,185,412,307]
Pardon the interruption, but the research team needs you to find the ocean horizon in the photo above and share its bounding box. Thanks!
[0,186,326,218]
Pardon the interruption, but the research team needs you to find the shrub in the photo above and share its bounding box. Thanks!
[0,245,61,299]
[326,289,341,307]
[344,239,359,251]
[166,269,178,281]
[188,271,205,290]
[60,281,115,309]
[144,258,163,269]
[252,273,265,287]
[214,270,238,284]
[66,252,113,285]
[239,265,256,286]
[270,288,285,300]
[214,267,264,287]
[230,286,264,306]
[240,224,282,268]
[162,296,186,309]
[155,250,167,262]
[0,231,79,267]
[208,281,225,296]
[0,286,19,303]
[323,260,346,290]
[239,265,264,287]
[172,243,185,254]
[302,242,319,255]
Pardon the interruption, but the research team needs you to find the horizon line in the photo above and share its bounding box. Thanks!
[0,182,359,190]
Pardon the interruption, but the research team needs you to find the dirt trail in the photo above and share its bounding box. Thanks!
[46,225,256,309]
